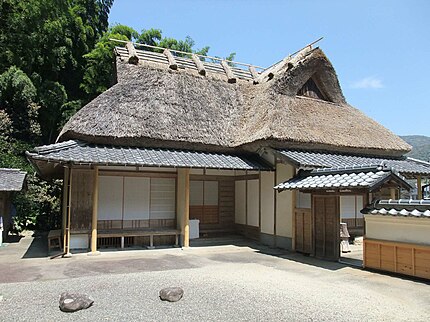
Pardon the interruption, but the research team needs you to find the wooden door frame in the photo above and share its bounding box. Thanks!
[312,194,341,261]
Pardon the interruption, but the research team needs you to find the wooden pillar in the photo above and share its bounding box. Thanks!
[62,167,70,252]
[417,175,422,200]
[64,168,73,257]
[90,166,99,253]
[177,168,190,247]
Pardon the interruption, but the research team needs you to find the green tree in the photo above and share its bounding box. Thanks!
[0,66,40,141]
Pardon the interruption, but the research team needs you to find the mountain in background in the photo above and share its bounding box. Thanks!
[400,135,430,161]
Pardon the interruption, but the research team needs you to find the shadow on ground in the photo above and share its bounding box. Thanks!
[191,235,355,272]
[22,231,48,259]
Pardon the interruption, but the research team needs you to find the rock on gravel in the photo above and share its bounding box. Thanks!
[159,287,184,302]
[59,292,94,312]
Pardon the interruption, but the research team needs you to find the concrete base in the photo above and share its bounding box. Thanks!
[62,252,73,258]
[87,251,101,256]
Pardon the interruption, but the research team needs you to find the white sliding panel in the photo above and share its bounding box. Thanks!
[247,179,259,227]
[123,177,150,220]
[235,180,246,224]
[340,195,356,219]
[150,178,176,219]
[204,181,218,205]
[98,176,123,220]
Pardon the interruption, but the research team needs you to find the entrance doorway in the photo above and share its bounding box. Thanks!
[313,195,340,261]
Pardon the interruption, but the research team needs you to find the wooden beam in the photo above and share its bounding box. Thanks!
[126,41,139,65]
[90,166,99,254]
[417,175,423,199]
[249,66,259,84]
[184,169,190,247]
[192,54,206,76]
[221,60,237,83]
[163,49,178,70]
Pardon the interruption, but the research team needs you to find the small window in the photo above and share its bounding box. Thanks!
[297,77,328,101]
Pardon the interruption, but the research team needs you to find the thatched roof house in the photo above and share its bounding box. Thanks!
[25,41,430,258]
[58,44,410,156]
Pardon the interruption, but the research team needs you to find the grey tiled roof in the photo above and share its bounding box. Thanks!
[277,150,430,177]
[0,168,27,191]
[26,140,271,171]
[362,199,430,218]
[274,165,411,192]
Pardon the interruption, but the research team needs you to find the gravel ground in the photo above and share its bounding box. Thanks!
[1,245,430,322]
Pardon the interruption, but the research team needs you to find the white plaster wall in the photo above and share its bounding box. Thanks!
[260,172,275,234]
[276,163,295,237]
[235,180,246,224]
[70,234,89,250]
[365,215,430,245]
[247,179,259,227]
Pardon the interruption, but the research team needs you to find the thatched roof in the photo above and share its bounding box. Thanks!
[59,45,411,157]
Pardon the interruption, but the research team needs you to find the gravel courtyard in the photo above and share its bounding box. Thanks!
[1,235,429,321]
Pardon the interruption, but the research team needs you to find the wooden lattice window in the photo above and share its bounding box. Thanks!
[297,77,328,101]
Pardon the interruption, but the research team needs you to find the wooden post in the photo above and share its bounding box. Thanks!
[126,42,139,65]
[221,61,237,83]
[64,168,73,257]
[417,175,423,200]
[192,54,206,76]
[90,166,99,254]
[163,49,178,70]
[62,167,70,252]
[184,168,190,247]
[177,168,190,247]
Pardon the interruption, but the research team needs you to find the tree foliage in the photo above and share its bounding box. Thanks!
[0,0,236,232]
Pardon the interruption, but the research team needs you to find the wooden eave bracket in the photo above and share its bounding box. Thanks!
[221,60,237,83]
[163,49,178,70]
[126,42,139,65]
[191,54,206,76]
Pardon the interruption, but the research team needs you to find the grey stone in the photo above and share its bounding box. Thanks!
[59,292,94,312]
[159,287,184,302]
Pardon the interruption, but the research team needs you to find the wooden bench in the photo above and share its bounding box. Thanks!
[98,229,180,249]
[48,229,62,252]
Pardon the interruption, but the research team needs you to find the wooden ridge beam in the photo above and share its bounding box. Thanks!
[126,41,139,65]
[163,49,178,70]
[192,54,206,76]
[221,60,237,83]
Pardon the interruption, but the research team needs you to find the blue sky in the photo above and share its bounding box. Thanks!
[109,0,430,136]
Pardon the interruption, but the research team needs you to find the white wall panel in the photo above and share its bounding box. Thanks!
[123,177,150,220]
[260,171,274,234]
[98,176,123,220]
[247,179,259,227]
